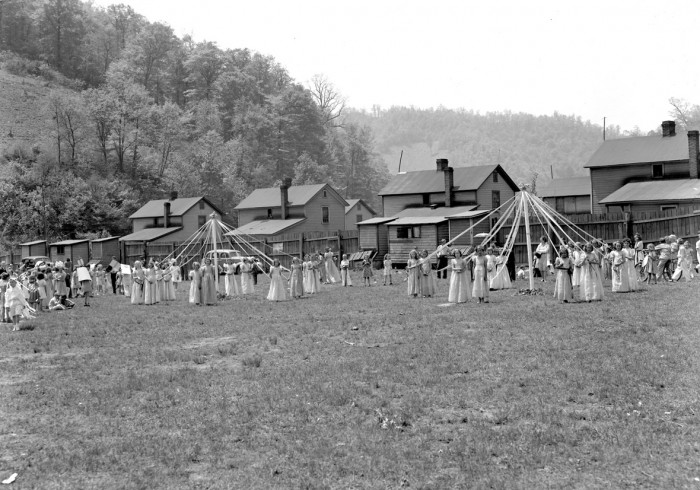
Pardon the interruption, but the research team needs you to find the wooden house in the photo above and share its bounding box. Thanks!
[599,179,700,215]
[537,176,591,214]
[585,120,700,214]
[232,179,348,238]
[446,210,491,246]
[20,240,47,258]
[127,193,224,244]
[49,239,90,264]
[378,161,519,217]
[345,199,377,231]
[90,237,121,265]
[356,217,396,261]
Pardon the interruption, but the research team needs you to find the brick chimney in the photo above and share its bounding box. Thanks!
[163,201,171,228]
[436,158,454,207]
[280,177,292,219]
[662,120,676,137]
[689,130,699,179]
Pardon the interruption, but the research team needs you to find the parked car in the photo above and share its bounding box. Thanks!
[204,249,244,274]
[21,256,51,270]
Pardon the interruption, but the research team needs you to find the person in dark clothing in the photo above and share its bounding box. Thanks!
[109,256,119,294]
[64,257,73,298]
[436,239,451,279]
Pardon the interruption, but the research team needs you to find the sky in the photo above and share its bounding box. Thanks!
[90,0,700,133]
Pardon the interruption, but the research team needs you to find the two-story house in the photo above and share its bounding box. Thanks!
[231,179,348,239]
[367,160,519,261]
[344,199,378,230]
[585,120,700,214]
[537,176,591,214]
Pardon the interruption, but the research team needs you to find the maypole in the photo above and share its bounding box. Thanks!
[522,192,535,291]
[209,212,220,292]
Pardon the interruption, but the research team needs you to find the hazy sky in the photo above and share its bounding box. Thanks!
[90,0,700,132]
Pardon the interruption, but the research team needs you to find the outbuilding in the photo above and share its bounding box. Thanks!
[49,239,90,265]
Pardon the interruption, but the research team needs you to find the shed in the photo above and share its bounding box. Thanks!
[20,240,47,258]
[446,210,491,246]
[91,237,121,265]
[386,216,449,264]
[119,227,182,264]
[357,217,396,261]
[49,239,90,264]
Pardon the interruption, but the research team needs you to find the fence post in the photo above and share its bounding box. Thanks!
[337,231,342,259]
[624,212,633,239]
[299,232,304,259]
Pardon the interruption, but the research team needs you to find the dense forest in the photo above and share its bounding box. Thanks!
[0,0,389,249]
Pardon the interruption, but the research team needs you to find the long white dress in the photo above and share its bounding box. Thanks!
[302,260,312,293]
[448,258,471,303]
[622,246,639,290]
[578,252,604,301]
[340,259,352,286]
[553,257,573,302]
[489,256,512,290]
[571,249,582,287]
[471,255,489,300]
[266,266,289,301]
[225,263,241,296]
[406,258,420,296]
[240,263,254,295]
[535,242,551,277]
[324,252,341,284]
[608,250,628,293]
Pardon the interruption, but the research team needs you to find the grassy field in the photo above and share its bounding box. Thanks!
[1,274,699,489]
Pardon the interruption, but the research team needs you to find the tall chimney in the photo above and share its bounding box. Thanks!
[280,177,292,220]
[436,159,453,208]
[688,130,699,179]
[662,120,676,137]
[163,202,171,228]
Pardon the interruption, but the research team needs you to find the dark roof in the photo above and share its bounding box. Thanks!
[538,176,591,198]
[49,239,89,246]
[357,217,397,226]
[345,199,378,216]
[235,184,348,209]
[446,210,490,219]
[129,197,223,219]
[599,179,700,204]
[378,164,519,196]
[226,219,306,236]
[119,227,182,242]
[388,217,448,225]
[584,133,690,168]
[393,205,478,219]
[19,240,47,246]
[91,236,120,243]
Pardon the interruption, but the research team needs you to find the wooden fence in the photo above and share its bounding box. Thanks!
[505,206,700,266]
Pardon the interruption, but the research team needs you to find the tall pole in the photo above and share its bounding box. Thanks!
[210,213,219,292]
[522,192,535,291]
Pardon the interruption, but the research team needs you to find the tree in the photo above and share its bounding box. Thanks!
[184,41,223,101]
[308,74,346,127]
[40,0,86,77]
[143,101,186,177]
[83,86,117,167]
[49,90,86,166]
[292,152,328,185]
[669,97,700,130]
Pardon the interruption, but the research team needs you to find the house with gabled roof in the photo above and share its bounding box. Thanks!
[345,199,377,230]
[124,193,224,244]
[585,120,700,214]
[537,176,591,214]
[231,179,348,238]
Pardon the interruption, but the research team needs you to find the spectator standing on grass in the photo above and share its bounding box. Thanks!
[634,234,644,266]
[362,257,373,287]
[676,240,694,282]
[643,243,658,285]
[656,237,673,282]
[188,262,201,305]
[608,241,628,293]
[419,250,435,297]
[240,258,254,297]
[436,239,451,280]
[109,256,119,294]
[290,257,305,297]
[622,238,639,290]
[266,259,290,301]
[339,254,352,287]
[143,262,156,305]
[316,252,327,284]
[534,236,551,282]
[64,258,73,298]
[406,250,420,298]
[77,266,92,307]
[383,254,393,286]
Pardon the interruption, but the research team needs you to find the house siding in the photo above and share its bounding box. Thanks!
[21,242,47,258]
[49,242,90,264]
[448,218,491,246]
[382,194,423,217]
[543,196,591,214]
[475,171,517,210]
[237,206,306,226]
[345,202,376,230]
[590,161,689,213]
[91,239,120,263]
[604,201,700,215]
[388,223,444,262]
[358,223,390,258]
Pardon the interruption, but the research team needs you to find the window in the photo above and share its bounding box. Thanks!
[323,190,327,198]
[322,206,329,223]
[422,193,430,206]
[272,243,284,252]
[493,171,499,183]
[492,190,501,209]
[652,163,664,178]
[661,205,677,212]
[56,245,65,255]
[198,215,207,227]
[199,201,205,210]
[356,214,363,223]
[267,208,273,219]
[396,226,420,239]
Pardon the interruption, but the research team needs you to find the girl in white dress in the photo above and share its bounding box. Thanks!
[621,238,639,290]
[406,250,420,298]
[302,255,313,293]
[485,248,497,287]
[324,249,341,284]
[471,246,489,303]
[578,243,604,302]
[534,236,552,282]
[289,257,305,297]
[489,253,512,290]
[240,258,254,296]
[608,241,628,293]
[266,260,290,301]
[448,249,471,303]
[553,248,573,303]
[383,254,393,285]
[143,263,156,305]
[171,261,182,290]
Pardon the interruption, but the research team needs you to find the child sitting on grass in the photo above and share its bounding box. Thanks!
[48,292,65,311]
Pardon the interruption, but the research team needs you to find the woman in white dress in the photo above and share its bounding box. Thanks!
[578,243,604,302]
[448,249,471,303]
[188,262,201,305]
[171,261,182,290]
[266,260,290,301]
[406,250,420,298]
[621,238,639,290]
[240,258,254,296]
[607,241,628,293]
[489,253,512,290]
[131,261,144,305]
